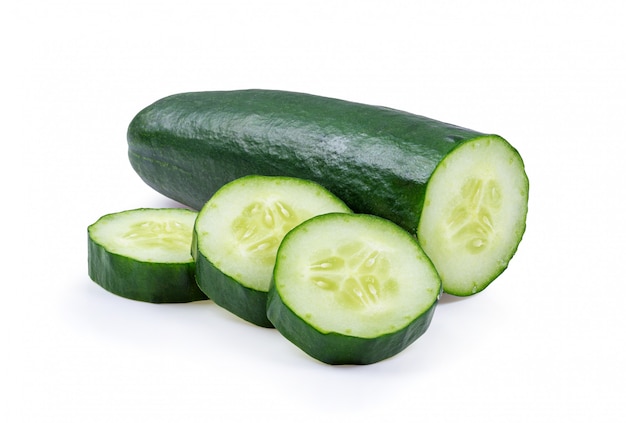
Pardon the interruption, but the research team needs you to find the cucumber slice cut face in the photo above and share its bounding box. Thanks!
[193,175,352,327]
[267,213,441,365]
[88,208,206,303]
[417,135,529,296]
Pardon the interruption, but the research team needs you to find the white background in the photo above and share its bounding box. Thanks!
[3,0,625,422]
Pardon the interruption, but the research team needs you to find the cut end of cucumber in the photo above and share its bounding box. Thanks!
[417,135,529,296]
[88,208,197,263]
[195,175,352,293]
[273,213,441,338]
[268,213,441,364]
[87,208,206,303]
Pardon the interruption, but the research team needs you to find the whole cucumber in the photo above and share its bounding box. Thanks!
[127,89,528,295]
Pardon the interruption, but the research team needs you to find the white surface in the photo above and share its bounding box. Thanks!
[3,0,625,422]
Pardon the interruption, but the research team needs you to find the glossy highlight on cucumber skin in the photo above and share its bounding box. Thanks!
[127,89,485,234]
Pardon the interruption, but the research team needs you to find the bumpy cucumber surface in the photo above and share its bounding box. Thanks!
[267,213,441,365]
[128,89,528,295]
[88,208,206,303]
[127,89,484,233]
[192,175,351,327]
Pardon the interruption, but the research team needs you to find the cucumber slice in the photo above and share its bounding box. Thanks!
[417,136,529,296]
[88,208,207,303]
[267,213,441,365]
[193,175,352,327]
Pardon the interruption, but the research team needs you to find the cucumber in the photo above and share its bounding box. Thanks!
[267,213,441,365]
[417,137,528,296]
[192,175,352,327]
[128,89,528,295]
[88,208,207,303]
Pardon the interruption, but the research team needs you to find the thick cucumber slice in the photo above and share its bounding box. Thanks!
[417,135,529,296]
[267,213,441,365]
[193,175,352,327]
[88,208,206,303]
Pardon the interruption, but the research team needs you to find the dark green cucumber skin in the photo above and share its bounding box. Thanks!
[193,248,273,328]
[127,89,485,233]
[266,283,439,365]
[87,237,207,303]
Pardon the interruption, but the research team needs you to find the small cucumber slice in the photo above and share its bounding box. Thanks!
[88,208,206,303]
[267,213,441,365]
[193,175,352,327]
[417,135,529,296]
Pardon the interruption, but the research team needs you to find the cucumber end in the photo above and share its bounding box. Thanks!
[418,135,529,296]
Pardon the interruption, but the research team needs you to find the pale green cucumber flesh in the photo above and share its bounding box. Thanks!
[193,175,352,327]
[267,213,441,364]
[87,208,206,303]
[417,135,529,296]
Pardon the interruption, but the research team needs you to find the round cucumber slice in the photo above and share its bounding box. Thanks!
[87,208,206,303]
[193,175,352,327]
[417,135,529,296]
[267,213,441,365]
